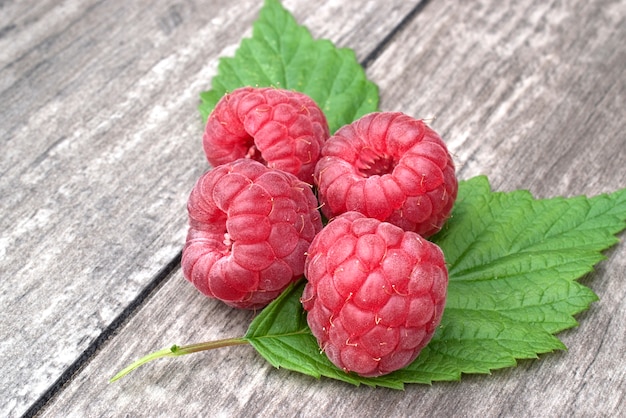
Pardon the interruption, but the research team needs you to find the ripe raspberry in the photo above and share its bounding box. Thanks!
[182,159,323,309]
[301,212,448,377]
[203,86,330,184]
[314,112,457,237]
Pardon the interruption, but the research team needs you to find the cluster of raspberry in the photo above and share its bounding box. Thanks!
[182,87,458,377]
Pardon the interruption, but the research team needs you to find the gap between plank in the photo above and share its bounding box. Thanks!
[25,1,432,416]
[361,0,432,69]
[23,253,181,418]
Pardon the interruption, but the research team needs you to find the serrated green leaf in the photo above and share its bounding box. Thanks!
[435,176,624,334]
[198,0,378,133]
[243,176,626,387]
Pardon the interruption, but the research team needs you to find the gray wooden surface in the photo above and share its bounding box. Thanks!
[1,0,624,416]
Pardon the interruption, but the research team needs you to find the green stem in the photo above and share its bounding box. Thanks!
[109,337,249,383]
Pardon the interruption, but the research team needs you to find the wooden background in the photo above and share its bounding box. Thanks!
[1,0,625,416]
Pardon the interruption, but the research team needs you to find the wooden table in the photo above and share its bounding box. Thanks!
[2,0,625,416]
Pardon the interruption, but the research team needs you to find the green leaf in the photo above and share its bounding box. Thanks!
[198,0,379,133]
[244,176,626,387]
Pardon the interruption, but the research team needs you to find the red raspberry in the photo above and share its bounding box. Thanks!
[314,112,457,237]
[182,159,323,309]
[301,212,448,377]
[203,87,330,184]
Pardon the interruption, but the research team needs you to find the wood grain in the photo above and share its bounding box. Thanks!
[40,0,626,416]
[371,0,626,196]
[2,0,625,416]
[0,0,421,416]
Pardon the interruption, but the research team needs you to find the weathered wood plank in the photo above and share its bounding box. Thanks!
[38,0,626,416]
[0,0,421,416]
[371,0,626,197]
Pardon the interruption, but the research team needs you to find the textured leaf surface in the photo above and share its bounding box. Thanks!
[198,0,378,133]
[245,176,626,387]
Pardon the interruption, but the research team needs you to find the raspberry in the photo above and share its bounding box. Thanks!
[314,112,458,237]
[182,159,323,309]
[203,86,330,184]
[301,212,448,377]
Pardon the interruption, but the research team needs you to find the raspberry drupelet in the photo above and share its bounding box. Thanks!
[182,159,323,309]
[314,112,457,237]
[301,212,448,377]
[203,87,330,185]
